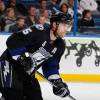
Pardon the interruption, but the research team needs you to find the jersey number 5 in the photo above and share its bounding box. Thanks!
[22,28,32,35]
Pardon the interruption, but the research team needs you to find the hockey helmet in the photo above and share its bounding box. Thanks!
[50,13,73,25]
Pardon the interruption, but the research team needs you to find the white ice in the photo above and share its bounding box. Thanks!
[40,81,100,100]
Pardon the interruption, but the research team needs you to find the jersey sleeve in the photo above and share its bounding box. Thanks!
[42,38,66,79]
[42,57,60,79]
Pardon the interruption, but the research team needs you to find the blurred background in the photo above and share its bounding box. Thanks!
[0,0,99,35]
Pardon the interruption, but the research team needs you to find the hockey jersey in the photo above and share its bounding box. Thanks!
[0,24,66,88]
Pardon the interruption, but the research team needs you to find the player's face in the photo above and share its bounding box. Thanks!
[56,23,72,38]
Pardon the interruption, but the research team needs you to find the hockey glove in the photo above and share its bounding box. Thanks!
[49,78,70,97]
[17,53,33,71]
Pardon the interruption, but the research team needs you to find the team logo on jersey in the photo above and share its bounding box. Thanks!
[35,24,44,30]
[0,60,12,88]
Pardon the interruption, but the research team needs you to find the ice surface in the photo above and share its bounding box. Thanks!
[39,81,100,100]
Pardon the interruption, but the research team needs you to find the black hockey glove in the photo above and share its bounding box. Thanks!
[49,78,70,97]
[17,53,33,71]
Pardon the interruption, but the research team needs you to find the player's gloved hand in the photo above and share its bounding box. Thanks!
[17,53,33,71]
[49,78,70,97]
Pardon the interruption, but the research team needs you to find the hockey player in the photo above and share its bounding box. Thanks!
[0,13,73,100]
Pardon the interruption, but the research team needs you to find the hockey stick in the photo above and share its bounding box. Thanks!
[22,47,77,100]
[33,69,77,100]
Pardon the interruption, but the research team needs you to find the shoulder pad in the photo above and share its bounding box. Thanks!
[35,24,44,30]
